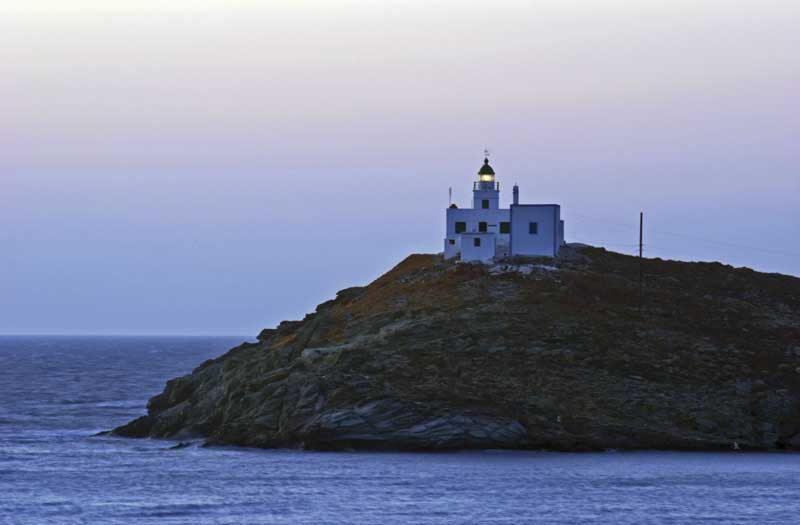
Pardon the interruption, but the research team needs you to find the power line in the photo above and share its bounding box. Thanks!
[570,212,639,232]
[568,212,800,259]
[649,229,800,258]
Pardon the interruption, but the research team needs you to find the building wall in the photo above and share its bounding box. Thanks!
[509,204,561,257]
[444,207,510,259]
[444,235,461,259]
[445,208,510,237]
[496,237,510,258]
[472,189,500,210]
[460,233,496,262]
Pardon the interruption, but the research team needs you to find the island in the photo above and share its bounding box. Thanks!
[114,245,800,451]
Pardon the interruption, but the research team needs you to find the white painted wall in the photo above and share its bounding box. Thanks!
[444,207,510,259]
[496,237,510,258]
[460,233,496,262]
[445,207,510,237]
[444,235,460,259]
[443,178,564,261]
[509,204,561,257]
[472,188,500,210]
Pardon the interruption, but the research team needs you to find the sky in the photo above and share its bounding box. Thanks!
[1,0,798,335]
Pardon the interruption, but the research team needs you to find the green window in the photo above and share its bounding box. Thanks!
[500,222,510,234]
[482,199,489,209]
[529,222,538,234]
[455,221,466,233]
[473,237,481,247]
[479,222,487,232]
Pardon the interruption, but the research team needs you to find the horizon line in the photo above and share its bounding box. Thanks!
[0,332,253,338]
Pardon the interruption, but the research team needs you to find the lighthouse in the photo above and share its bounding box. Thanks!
[443,154,564,261]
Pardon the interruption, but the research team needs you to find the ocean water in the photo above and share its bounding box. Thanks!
[1,336,800,525]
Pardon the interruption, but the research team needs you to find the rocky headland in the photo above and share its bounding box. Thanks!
[114,245,800,451]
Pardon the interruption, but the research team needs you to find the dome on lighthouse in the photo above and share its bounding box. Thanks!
[478,157,495,176]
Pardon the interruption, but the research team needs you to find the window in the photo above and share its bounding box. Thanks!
[500,222,510,234]
[529,222,538,234]
[448,239,455,245]
[481,199,489,209]
[455,221,466,233]
[473,237,481,247]
[479,221,487,232]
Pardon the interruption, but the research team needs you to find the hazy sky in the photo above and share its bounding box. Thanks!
[2,0,798,335]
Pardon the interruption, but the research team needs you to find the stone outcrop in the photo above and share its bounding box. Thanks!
[114,246,800,451]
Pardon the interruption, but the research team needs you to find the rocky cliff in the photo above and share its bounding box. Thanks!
[115,246,800,451]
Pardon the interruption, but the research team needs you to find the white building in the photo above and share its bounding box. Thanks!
[444,156,565,261]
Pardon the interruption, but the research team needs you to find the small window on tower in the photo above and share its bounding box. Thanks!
[455,221,466,233]
[529,222,538,234]
[474,238,481,247]
[482,199,489,209]
[448,239,455,245]
[479,222,487,232]
[500,222,510,234]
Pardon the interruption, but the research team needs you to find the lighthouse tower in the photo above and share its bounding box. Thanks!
[472,157,500,210]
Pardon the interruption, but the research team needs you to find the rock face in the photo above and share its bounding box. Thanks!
[114,246,800,451]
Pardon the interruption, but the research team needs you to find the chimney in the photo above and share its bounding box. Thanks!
[512,184,519,205]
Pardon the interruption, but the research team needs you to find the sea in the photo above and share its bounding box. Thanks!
[1,335,799,525]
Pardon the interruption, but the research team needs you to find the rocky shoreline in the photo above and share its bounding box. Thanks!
[114,246,800,451]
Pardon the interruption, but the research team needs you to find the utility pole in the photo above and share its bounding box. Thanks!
[639,211,643,315]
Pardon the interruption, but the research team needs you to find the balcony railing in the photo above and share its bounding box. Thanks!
[474,181,500,191]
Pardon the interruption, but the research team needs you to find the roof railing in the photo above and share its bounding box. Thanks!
[474,181,500,191]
